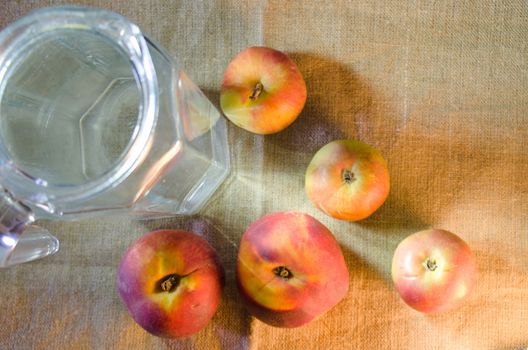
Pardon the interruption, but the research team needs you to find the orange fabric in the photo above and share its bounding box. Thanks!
[1,1,527,349]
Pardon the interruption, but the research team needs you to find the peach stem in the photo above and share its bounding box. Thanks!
[249,82,264,100]
[342,169,356,184]
[273,266,293,279]
[424,258,437,272]
[159,274,181,293]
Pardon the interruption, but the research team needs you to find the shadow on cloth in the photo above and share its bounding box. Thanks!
[265,52,368,155]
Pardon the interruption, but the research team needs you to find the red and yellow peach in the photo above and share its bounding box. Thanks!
[305,139,390,221]
[117,230,224,338]
[220,46,307,134]
[236,211,349,327]
[391,229,476,313]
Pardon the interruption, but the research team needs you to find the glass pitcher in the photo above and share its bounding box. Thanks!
[0,7,230,267]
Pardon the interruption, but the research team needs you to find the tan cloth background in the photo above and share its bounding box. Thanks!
[1,1,528,349]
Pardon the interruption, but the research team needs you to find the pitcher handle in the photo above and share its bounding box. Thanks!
[0,190,59,267]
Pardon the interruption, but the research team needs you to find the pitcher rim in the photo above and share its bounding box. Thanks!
[0,6,158,207]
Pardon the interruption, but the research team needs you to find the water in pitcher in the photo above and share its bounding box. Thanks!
[0,30,140,187]
[0,29,228,216]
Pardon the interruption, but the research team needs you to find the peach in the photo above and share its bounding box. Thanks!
[236,211,349,327]
[305,139,390,221]
[117,230,224,338]
[391,229,476,313]
[220,46,307,134]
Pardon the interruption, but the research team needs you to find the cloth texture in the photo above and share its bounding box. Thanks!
[1,1,527,349]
